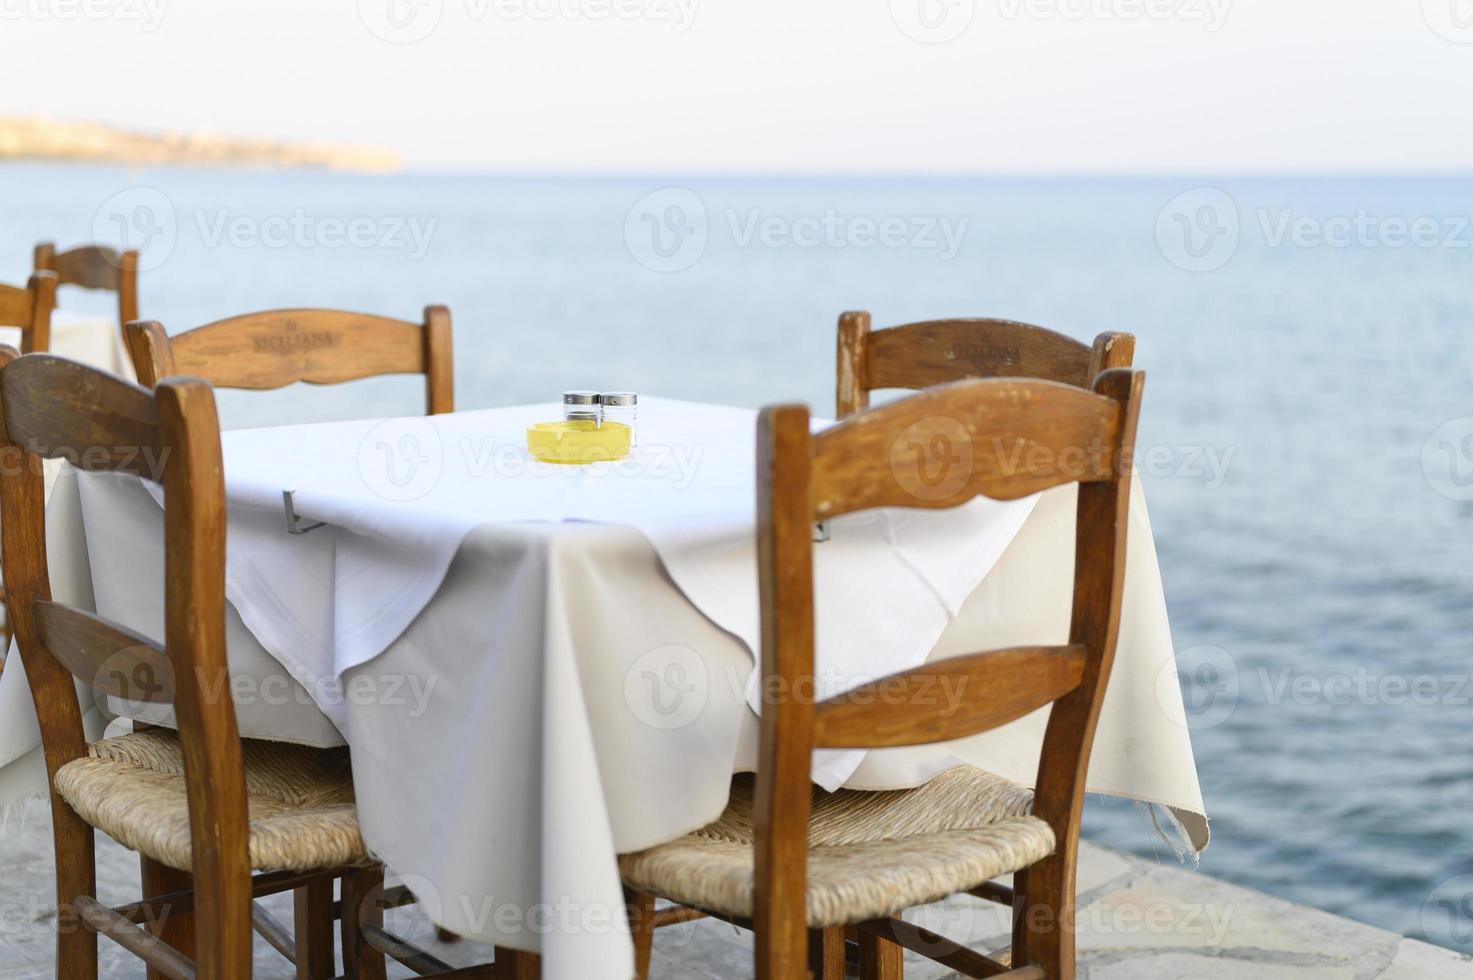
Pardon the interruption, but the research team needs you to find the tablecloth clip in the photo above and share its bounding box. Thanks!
[283,490,326,536]
[813,521,830,543]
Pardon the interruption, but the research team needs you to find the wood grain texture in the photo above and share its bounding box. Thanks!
[293,878,335,979]
[35,243,139,337]
[0,272,58,354]
[73,896,196,980]
[739,370,1143,980]
[867,318,1101,390]
[857,917,1017,978]
[0,343,100,978]
[128,307,456,974]
[811,378,1122,518]
[1013,368,1144,980]
[423,304,454,415]
[813,644,1085,749]
[1086,331,1134,381]
[112,868,347,925]
[625,373,1143,977]
[33,601,174,703]
[835,313,1135,419]
[627,888,656,980]
[249,901,297,963]
[118,250,141,325]
[126,320,176,387]
[361,924,456,974]
[0,281,33,327]
[155,376,254,979]
[835,311,871,418]
[341,865,389,980]
[0,353,162,475]
[141,859,195,980]
[35,243,125,291]
[753,403,817,980]
[857,924,902,980]
[1,351,265,979]
[127,306,455,415]
[807,927,846,980]
[171,309,423,388]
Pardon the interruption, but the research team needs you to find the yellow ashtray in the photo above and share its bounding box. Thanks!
[526,420,632,465]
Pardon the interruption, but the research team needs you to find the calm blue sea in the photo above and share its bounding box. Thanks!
[4,165,1473,950]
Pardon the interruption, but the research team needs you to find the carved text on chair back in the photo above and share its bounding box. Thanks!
[126,306,454,415]
[836,311,1135,417]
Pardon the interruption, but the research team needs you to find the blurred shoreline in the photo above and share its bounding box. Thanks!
[0,115,400,173]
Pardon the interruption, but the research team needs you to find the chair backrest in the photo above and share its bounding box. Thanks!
[0,272,59,354]
[835,311,1135,417]
[125,306,454,415]
[751,370,1144,968]
[33,242,139,328]
[0,348,250,975]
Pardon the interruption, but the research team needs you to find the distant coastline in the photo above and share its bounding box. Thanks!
[0,115,401,174]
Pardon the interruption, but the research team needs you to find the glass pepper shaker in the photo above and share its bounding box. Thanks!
[599,391,637,446]
[563,390,601,425]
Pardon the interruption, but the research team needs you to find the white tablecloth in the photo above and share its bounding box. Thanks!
[0,397,1207,980]
[153,399,1040,789]
[0,309,135,379]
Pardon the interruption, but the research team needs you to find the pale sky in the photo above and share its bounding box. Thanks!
[3,0,1471,173]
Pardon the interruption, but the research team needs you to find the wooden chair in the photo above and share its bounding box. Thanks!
[34,242,140,330]
[0,347,390,979]
[125,306,454,415]
[614,314,1137,972]
[836,311,1134,418]
[123,307,496,975]
[0,271,59,354]
[620,370,1145,980]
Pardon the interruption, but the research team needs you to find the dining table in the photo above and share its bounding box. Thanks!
[0,393,1207,979]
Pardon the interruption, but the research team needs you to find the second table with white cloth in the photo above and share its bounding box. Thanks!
[0,308,136,380]
[20,396,1204,979]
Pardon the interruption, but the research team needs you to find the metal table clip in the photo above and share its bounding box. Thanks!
[283,490,326,535]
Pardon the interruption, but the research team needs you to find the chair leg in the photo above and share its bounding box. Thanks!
[1015,856,1073,980]
[808,927,846,979]
[340,865,388,980]
[857,928,902,980]
[140,857,194,980]
[496,946,541,979]
[53,806,98,980]
[294,878,336,979]
[626,888,656,979]
[190,867,254,980]
[1010,866,1030,965]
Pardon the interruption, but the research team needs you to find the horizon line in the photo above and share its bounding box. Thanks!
[5,160,1473,180]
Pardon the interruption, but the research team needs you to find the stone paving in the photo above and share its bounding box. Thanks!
[1,800,1469,978]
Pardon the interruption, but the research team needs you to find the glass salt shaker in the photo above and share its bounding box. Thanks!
[599,391,638,446]
[563,390,601,425]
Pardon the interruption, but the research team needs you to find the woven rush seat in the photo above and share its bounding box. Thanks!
[619,765,1056,928]
[53,728,367,874]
